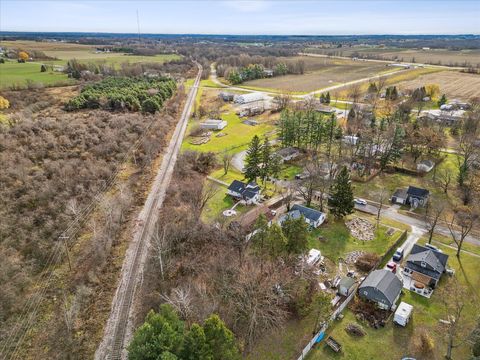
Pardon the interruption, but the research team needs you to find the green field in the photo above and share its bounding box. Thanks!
[182,112,276,153]
[308,243,479,360]
[0,60,74,89]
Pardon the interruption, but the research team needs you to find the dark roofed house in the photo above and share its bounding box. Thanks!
[403,244,449,288]
[227,180,261,205]
[276,147,301,163]
[359,270,403,310]
[391,186,429,208]
[278,204,326,228]
[406,186,429,208]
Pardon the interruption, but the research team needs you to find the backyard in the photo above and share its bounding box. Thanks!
[307,243,480,360]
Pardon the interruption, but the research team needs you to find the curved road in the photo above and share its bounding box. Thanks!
[95,63,202,360]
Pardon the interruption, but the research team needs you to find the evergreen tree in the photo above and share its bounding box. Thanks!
[204,315,241,360]
[244,135,262,182]
[251,215,270,256]
[325,92,331,104]
[319,93,325,103]
[266,223,287,258]
[281,216,309,255]
[438,94,448,107]
[261,137,271,183]
[329,166,354,218]
[128,305,184,360]
[368,82,378,93]
[181,324,213,360]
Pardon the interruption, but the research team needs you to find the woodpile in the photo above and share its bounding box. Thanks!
[345,323,366,337]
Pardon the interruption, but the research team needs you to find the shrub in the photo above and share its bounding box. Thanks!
[0,96,9,110]
[355,252,380,271]
[141,98,161,114]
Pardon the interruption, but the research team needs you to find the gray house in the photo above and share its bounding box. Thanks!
[359,270,403,310]
[403,244,449,288]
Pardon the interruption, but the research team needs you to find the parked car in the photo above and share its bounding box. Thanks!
[425,243,443,253]
[386,261,397,273]
[393,248,404,262]
[354,198,368,206]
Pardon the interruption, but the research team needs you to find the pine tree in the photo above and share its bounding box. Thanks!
[281,216,309,255]
[438,94,447,107]
[329,166,354,218]
[261,137,271,183]
[181,323,213,360]
[320,93,325,103]
[325,92,331,104]
[204,315,241,360]
[244,135,262,182]
[266,223,287,258]
[251,215,269,256]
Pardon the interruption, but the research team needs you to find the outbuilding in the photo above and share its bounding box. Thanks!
[359,269,403,310]
[338,277,356,297]
[199,119,227,130]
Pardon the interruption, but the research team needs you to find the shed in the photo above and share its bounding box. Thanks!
[391,188,408,205]
[305,248,323,266]
[199,119,227,130]
[338,277,355,297]
[234,92,265,104]
[359,269,403,310]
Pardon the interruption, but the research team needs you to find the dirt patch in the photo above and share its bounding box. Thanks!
[350,298,391,329]
[346,218,375,241]
[395,70,480,100]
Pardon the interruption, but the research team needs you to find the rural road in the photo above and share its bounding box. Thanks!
[95,62,202,360]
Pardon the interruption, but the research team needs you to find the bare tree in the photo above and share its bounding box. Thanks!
[295,162,322,207]
[222,151,233,175]
[438,278,474,359]
[272,94,291,112]
[424,198,445,244]
[446,206,478,257]
[374,188,388,228]
[161,286,194,320]
[437,169,453,194]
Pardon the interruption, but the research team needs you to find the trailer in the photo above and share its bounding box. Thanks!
[394,302,413,327]
[326,336,342,353]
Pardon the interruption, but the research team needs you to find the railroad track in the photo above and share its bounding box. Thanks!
[96,62,202,360]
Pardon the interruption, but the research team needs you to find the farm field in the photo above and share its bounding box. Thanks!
[307,243,480,360]
[394,70,480,100]
[305,46,480,67]
[241,57,397,92]
[0,60,74,88]
[0,40,181,88]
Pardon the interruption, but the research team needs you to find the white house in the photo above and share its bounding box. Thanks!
[199,119,227,130]
[278,204,326,228]
[342,135,359,146]
[227,180,261,205]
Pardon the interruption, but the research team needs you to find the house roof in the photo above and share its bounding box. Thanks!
[419,160,435,167]
[276,147,300,157]
[407,186,430,198]
[339,277,355,289]
[359,270,403,306]
[291,204,325,222]
[228,180,246,194]
[393,188,408,199]
[406,244,449,280]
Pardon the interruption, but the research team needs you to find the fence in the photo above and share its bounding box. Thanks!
[296,284,359,360]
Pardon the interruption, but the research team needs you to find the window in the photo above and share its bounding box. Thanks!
[421,261,426,268]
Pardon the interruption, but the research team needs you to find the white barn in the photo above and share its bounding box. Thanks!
[199,119,227,130]
[234,92,265,104]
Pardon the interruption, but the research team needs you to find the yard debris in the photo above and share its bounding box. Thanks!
[346,218,375,241]
[189,136,211,145]
[355,252,380,272]
[344,251,366,265]
[350,298,390,328]
[345,323,366,337]
[216,132,227,137]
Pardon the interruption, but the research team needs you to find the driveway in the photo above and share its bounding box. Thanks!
[231,150,246,172]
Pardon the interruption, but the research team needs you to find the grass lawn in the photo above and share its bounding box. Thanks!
[0,60,75,88]
[308,216,403,263]
[182,112,276,154]
[307,243,480,360]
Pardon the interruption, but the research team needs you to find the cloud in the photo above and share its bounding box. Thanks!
[221,0,271,13]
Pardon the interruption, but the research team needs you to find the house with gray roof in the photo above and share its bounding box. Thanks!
[278,204,326,228]
[359,270,403,310]
[227,180,260,205]
[403,244,449,288]
[391,186,429,208]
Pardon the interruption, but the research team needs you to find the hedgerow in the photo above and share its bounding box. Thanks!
[65,76,176,113]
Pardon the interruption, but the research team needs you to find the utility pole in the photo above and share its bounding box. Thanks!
[59,235,72,271]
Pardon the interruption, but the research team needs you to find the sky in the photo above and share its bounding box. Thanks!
[1,0,479,35]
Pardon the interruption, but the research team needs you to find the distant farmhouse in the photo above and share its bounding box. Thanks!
[403,244,449,288]
[391,186,429,208]
[420,109,466,125]
[227,180,261,205]
[278,204,326,228]
[359,269,403,310]
[199,119,227,130]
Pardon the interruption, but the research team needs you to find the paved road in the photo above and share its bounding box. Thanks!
[95,63,202,360]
